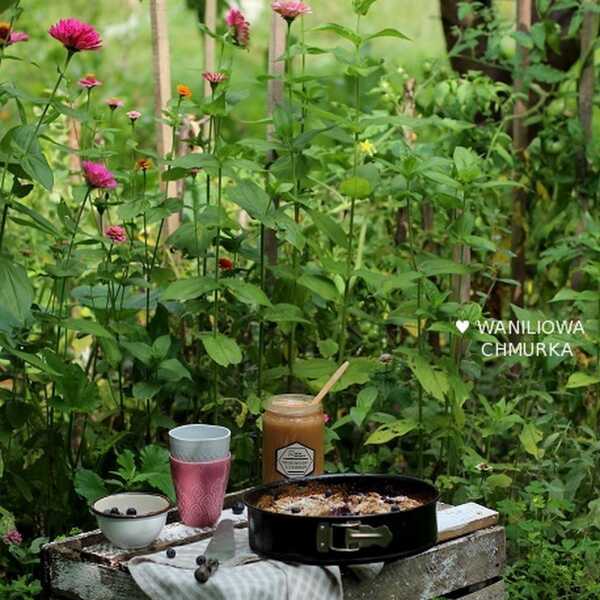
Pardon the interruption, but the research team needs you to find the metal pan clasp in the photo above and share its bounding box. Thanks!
[316,521,392,553]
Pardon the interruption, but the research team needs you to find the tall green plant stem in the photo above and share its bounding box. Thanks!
[405,188,424,476]
[338,18,362,363]
[0,51,72,255]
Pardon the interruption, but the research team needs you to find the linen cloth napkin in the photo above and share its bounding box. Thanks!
[129,525,344,600]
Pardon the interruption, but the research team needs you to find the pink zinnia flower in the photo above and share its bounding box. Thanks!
[79,74,102,89]
[203,72,228,90]
[82,161,117,189]
[8,31,28,45]
[3,529,23,545]
[48,18,102,53]
[272,1,312,22]
[226,8,250,48]
[105,225,127,244]
[106,97,124,110]
[126,110,141,122]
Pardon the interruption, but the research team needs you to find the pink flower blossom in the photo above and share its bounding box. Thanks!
[8,31,28,45]
[48,18,102,53]
[126,110,141,122]
[105,225,127,244]
[78,74,102,89]
[3,529,23,545]
[323,413,331,424]
[82,161,117,189]
[272,1,312,22]
[202,72,228,89]
[226,8,250,48]
[106,97,124,110]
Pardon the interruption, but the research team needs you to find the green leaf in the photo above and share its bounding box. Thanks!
[317,338,339,358]
[421,169,461,188]
[550,288,600,303]
[158,358,192,382]
[263,303,309,324]
[352,0,378,16]
[309,209,348,247]
[314,23,362,46]
[350,386,378,427]
[519,423,544,459]
[138,445,175,501]
[298,273,340,302]
[116,449,137,481]
[200,333,242,367]
[453,146,481,183]
[161,277,218,302]
[169,152,219,171]
[152,335,171,360]
[222,279,272,306]
[420,258,471,276]
[63,318,114,339]
[566,372,600,388]
[132,382,161,400]
[121,341,153,366]
[227,181,273,225]
[410,356,448,401]
[47,360,100,413]
[74,469,108,503]
[0,257,33,334]
[381,271,422,294]
[340,176,372,199]
[366,419,417,444]
[485,474,512,489]
[294,358,336,380]
[527,64,565,84]
[1,125,53,190]
[365,28,409,41]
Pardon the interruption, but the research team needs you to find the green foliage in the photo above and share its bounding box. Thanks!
[0,1,599,597]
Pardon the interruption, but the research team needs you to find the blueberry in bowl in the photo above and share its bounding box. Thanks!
[91,492,172,549]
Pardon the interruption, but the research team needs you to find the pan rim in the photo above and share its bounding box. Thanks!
[243,473,440,520]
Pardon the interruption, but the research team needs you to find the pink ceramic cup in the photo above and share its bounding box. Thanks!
[170,454,231,528]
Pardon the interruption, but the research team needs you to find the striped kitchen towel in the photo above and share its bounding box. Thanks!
[128,526,343,600]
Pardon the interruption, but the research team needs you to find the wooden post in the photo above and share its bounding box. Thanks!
[264,13,287,268]
[149,0,180,236]
[510,0,531,306]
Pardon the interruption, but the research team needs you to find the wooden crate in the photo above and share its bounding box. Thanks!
[41,492,505,600]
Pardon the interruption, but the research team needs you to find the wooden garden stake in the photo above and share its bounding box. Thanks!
[511,0,531,306]
[149,0,180,235]
[264,12,286,269]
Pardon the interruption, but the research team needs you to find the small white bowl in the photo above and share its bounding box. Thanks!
[169,424,231,462]
[91,492,172,549]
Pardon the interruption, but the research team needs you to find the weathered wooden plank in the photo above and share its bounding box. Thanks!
[47,528,504,600]
[344,526,505,600]
[437,502,498,542]
[459,579,506,600]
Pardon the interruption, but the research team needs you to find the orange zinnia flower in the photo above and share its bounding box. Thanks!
[177,84,192,99]
[137,158,152,171]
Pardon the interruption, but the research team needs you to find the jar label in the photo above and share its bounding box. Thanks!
[276,442,315,478]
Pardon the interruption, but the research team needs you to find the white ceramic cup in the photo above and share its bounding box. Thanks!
[91,492,171,549]
[169,424,231,462]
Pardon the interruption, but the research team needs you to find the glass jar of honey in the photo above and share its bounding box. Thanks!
[262,394,324,484]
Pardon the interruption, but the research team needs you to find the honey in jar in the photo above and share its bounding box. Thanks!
[262,394,324,484]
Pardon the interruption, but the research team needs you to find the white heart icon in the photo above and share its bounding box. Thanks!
[455,320,470,334]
